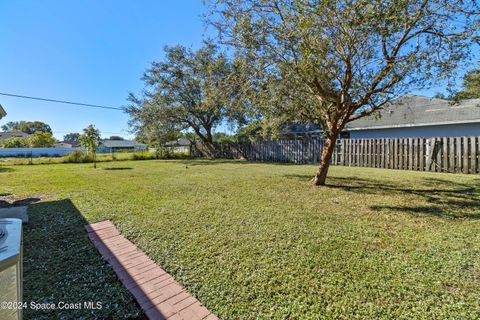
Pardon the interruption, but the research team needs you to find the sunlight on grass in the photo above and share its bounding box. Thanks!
[2,160,480,319]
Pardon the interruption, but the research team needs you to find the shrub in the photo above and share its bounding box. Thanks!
[64,150,86,163]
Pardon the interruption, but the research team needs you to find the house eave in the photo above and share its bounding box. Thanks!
[0,104,6,119]
[345,119,480,131]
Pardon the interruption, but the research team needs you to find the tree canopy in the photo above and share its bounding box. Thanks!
[63,133,80,142]
[126,42,243,156]
[108,136,125,141]
[457,68,480,99]
[29,131,56,148]
[208,0,480,184]
[79,125,101,168]
[0,131,56,148]
[1,121,52,134]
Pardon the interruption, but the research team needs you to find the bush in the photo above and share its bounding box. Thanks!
[132,151,155,160]
[64,150,86,163]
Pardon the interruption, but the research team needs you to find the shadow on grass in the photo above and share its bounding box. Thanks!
[103,167,133,170]
[284,173,480,220]
[0,166,15,173]
[183,159,307,167]
[181,159,250,166]
[0,197,42,208]
[23,199,143,320]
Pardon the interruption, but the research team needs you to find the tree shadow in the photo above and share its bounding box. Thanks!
[183,159,302,167]
[0,166,14,173]
[182,159,251,166]
[23,199,144,319]
[0,197,42,208]
[103,167,133,170]
[284,173,480,220]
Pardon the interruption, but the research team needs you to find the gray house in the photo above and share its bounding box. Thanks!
[97,139,146,153]
[0,104,6,119]
[344,95,480,138]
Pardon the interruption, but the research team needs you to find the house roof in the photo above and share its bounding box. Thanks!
[102,140,143,148]
[345,95,480,131]
[0,104,5,119]
[166,138,191,146]
[0,132,30,139]
[62,140,81,147]
[102,140,135,148]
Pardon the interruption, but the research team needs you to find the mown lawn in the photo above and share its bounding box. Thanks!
[1,160,480,319]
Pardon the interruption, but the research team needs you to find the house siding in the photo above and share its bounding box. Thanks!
[348,122,480,138]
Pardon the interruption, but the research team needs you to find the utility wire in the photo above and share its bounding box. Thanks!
[0,92,123,111]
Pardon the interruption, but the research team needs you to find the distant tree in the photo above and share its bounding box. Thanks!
[456,69,480,100]
[131,105,181,158]
[235,122,269,142]
[28,131,56,148]
[213,132,235,143]
[108,136,124,140]
[63,133,80,142]
[126,42,243,157]
[1,121,52,134]
[433,92,448,100]
[79,125,101,168]
[208,0,480,185]
[1,137,30,148]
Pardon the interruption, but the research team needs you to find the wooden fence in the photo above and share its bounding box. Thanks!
[194,136,480,174]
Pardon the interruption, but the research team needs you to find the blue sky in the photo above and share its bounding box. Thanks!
[0,0,208,139]
[0,1,477,140]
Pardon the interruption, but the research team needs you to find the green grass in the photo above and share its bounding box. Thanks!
[2,160,480,319]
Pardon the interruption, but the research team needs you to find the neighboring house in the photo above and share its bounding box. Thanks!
[166,138,191,153]
[344,95,480,138]
[97,139,146,153]
[0,104,6,120]
[0,132,31,142]
[60,140,81,148]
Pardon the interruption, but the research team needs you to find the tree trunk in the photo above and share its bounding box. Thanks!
[311,135,337,186]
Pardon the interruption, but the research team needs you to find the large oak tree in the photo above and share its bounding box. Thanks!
[208,0,479,185]
[126,42,242,157]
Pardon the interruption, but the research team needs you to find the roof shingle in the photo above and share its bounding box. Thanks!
[346,95,480,130]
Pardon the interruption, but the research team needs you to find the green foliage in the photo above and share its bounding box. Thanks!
[1,136,30,148]
[28,131,56,148]
[457,69,480,100]
[208,0,480,183]
[212,132,236,143]
[0,132,55,148]
[235,121,271,142]
[2,161,480,319]
[79,125,101,168]
[1,120,52,134]
[64,150,87,163]
[63,133,80,142]
[126,42,244,155]
[108,136,124,140]
[79,125,101,155]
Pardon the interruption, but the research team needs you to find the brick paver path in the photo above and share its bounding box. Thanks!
[85,220,218,320]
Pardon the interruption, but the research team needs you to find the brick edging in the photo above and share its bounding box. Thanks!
[85,220,218,320]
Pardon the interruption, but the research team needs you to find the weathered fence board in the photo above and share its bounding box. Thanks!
[193,136,480,174]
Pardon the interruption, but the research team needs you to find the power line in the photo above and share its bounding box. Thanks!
[0,92,123,111]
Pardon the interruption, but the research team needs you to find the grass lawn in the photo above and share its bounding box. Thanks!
[1,160,480,319]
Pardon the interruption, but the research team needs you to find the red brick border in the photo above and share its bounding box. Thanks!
[85,221,218,320]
